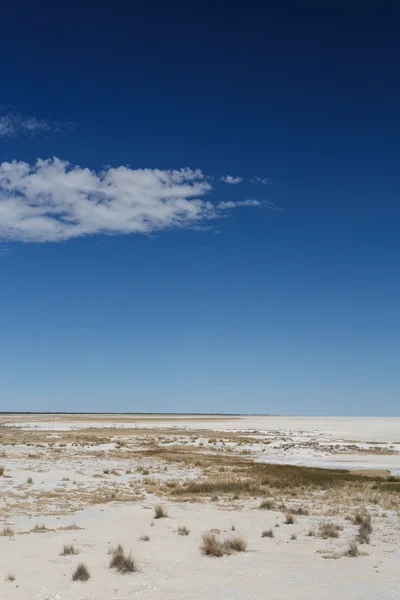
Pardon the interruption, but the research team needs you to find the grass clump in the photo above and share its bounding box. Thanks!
[290,533,297,540]
[319,521,342,539]
[177,525,190,536]
[109,545,136,573]
[284,512,296,524]
[261,528,274,538]
[346,540,359,557]
[72,562,90,581]
[201,531,247,557]
[6,573,15,582]
[154,504,168,519]
[26,476,33,484]
[351,509,372,544]
[140,534,150,541]
[1,526,14,537]
[61,543,78,555]
[0,466,5,476]
[33,523,50,533]
[259,499,275,510]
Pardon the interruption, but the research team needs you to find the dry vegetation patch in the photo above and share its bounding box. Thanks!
[109,544,136,573]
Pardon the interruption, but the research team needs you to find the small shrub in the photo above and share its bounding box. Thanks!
[261,528,274,538]
[0,466,5,476]
[72,562,90,581]
[290,533,297,540]
[292,506,309,515]
[109,545,136,573]
[201,532,247,556]
[357,520,373,544]
[346,540,359,557]
[308,528,315,537]
[319,521,341,539]
[177,526,190,536]
[1,526,14,537]
[33,523,49,533]
[6,573,15,582]
[26,477,33,484]
[154,504,167,519]
[201,532,225,557]
[61,544,78,555]
[140,534,150,541]
[284,512,295,524]
[259,499,275,510]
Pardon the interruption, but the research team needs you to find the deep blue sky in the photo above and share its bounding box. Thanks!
[1,1,399,414]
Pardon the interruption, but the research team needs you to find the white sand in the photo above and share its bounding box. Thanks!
[1,414,399,599]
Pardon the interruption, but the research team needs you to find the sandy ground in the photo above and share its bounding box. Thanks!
[1,414,399,599]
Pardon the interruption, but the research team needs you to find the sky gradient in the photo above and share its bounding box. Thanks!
[1,2,399,415]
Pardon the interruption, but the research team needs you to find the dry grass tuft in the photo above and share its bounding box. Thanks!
[26,476,33,484]
[284,512,296,524]
[61,543,78,555]
[109,545,136,573]
[177,525,190,536]
[261,528,274,538]
[154,504,168,519]
[33,523,51,533]
[346,540,359,557]
[0,466,5,476]
[72,562,90,581]
[1,526,14,537]
[259,499,275,510]
[201,531,247,557]
[140,534,150,541]
[6,573,15,582]
[319,521,342,539]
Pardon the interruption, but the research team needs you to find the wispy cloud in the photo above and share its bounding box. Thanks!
[0,157,263,243]
[221,175,243,184]
[0,111,73,138]
[251,176,272,185]
[218,199,262,209]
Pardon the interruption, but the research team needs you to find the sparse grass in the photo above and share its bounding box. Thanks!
[6,573,15,582]
[1,526,14,537]
[33,523,50,533]
[291,505,309,515]
[319,521,342,539]
[109,545,136,573]
[284,512,295,524]
[225,535,247,552]
[140,534,150,541]
[58,523,83,531]
[61,543,78,555]
[201,531,247,557]
[26,476,33,484]
[346,540,359,557]
[72,562,90,581]
[154,504,168,519]
[259,499,275,510]
[177,525,190,536]
[261,528,274,538]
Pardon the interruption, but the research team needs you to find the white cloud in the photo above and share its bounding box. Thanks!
[0,157,261,243]
[0,112,72,138]
[221,175,243,184]
[251,176,272,185]
[219,199,262,209]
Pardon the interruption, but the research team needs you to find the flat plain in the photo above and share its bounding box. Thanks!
[1,414,399,599]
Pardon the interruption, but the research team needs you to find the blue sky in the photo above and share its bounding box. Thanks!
[1,2,399,415]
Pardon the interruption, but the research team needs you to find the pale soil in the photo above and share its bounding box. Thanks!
[0,414,399,599]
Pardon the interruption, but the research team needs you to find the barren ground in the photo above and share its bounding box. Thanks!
[1,414,399,599]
